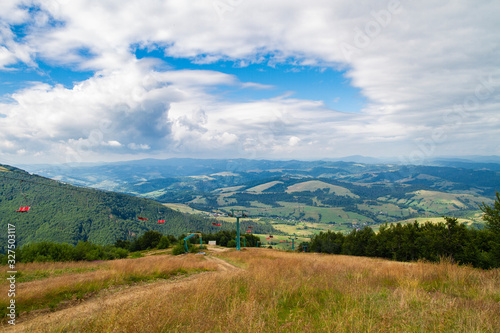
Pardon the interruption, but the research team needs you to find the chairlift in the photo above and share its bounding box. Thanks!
[212,222,222,226]
[248,226,253,229]
[137,198,148,221]
[246,230,251,233]
[156,206,167,224]
[269,235,274,238]
[16,180,32,213]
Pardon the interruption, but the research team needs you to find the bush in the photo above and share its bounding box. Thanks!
[114,239,131,249]
[157,236,170,249]
[130,231,164,251]
[0,241,129,264]
[172,243,186,255]
[227,240,236,248]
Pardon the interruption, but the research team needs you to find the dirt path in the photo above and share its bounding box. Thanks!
[205,256,242,272]
[3,252,241,332]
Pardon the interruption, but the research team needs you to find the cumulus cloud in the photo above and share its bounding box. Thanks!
[0,59,245,162]
[1,0,499,163]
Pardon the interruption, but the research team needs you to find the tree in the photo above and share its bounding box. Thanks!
[480,191,500,235]
[480,191,500,266]
[130,230,163,251]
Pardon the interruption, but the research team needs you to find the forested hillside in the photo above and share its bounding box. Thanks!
[0,164,278,253]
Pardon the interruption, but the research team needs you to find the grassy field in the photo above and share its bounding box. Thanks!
[285,180,358,198]
[2,249,499,332]
[0,255,216,322]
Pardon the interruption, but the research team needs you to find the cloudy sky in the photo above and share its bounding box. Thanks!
[1,0,499,165]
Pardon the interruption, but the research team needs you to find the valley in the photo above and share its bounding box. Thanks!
[3,158,499,251]
[18,158,499,248]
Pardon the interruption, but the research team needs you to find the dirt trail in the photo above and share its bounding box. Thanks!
[3,250,241,332]
[205,255,242,272]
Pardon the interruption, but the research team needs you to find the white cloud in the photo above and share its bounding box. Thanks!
[1,0,499,163]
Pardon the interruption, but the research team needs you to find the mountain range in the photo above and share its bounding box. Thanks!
[15,158,500,238]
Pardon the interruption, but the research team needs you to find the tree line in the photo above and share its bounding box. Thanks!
[1,229,261,264]
[309,192,500,269]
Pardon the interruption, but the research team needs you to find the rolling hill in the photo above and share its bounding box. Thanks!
[17,158,499,237]
[0,164,280,253]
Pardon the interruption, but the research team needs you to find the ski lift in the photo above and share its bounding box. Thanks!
[157,206,167,224]
[137,198,148,221]
[248,226,253,229]
[212,222,222,226]
[246,230,251,233]
[269,235,274,238]
[16,180,32,213]
[266,237,270,239]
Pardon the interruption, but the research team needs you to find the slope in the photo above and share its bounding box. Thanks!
[0,164,234,253]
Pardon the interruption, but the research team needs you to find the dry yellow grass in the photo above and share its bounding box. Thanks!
[0,254,217,321]
[14,249,499,333]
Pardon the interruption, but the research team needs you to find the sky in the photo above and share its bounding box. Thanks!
[0,0,499,166]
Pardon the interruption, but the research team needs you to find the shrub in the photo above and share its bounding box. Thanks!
[0,241,130,264]
[172,243,186,255]
[157,236,170,249]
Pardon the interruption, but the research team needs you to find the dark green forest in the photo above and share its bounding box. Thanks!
[0,165,278,253]
[309,193,500,269]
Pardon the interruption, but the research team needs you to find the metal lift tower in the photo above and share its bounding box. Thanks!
[227,209,247,251]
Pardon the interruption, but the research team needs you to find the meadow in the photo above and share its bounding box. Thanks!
[2,248,499,332]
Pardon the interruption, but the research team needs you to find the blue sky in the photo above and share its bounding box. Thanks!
[0,0,499,165]
[150,55,365,112]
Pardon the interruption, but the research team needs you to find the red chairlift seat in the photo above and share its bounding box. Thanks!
[269,235,274,238]
[138,217,148,221]
[16,206,30,212]
[248,226,253,229]
[246,230,251,233]
[212,222,222,226]
[158,220,165,224]
[266,237,270,239]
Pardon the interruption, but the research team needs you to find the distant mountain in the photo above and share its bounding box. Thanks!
[14,158,499,231]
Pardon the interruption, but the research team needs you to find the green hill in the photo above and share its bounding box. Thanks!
[0,164,242,253]
[285,180,358,198]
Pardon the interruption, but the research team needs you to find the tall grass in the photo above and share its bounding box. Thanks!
[24,249,499,333]
[0,254,217,321]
